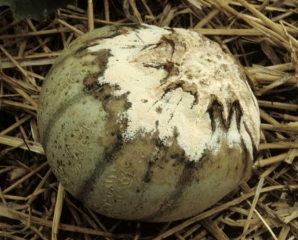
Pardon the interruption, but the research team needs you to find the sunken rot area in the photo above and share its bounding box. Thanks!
[38,24,260,222]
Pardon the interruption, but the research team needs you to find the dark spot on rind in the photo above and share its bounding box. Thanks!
[155,106,163,114]
[187,74,193,79]
[124,101,132,110]
[155,120,159,129]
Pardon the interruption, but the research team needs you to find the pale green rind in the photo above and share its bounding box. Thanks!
[38,24,259,222]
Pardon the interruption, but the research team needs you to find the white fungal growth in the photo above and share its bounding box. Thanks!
[87,24,260,161]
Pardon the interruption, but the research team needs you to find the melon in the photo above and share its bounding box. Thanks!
[37,24,260,222]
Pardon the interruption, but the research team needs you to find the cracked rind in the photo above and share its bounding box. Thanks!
[37,24,260,222]
[85,24,259,161]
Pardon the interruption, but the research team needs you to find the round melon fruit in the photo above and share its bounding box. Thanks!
[37,24,260,222]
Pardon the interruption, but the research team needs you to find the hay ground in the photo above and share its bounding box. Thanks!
[0,0,298,239]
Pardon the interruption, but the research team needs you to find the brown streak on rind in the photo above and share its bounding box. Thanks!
[75,132,124,201]
[76,84,131,201]
[207,99,226,132]
[141,161,196,221]
[238,125,252,182]
[41,92,86,151]
[139,130,196,221]
[233,103,253,182]
[232,100,242,131]
[244,121,258,156]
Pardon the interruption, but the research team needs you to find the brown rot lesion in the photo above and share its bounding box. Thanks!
[160,61,180,84]
[80,49,113,92]
[142,60,180,85]
[207,97,243,132]
[229,101,242,131]
[207,99,225,132]
[158,80,199,108]
[83,73,101,89]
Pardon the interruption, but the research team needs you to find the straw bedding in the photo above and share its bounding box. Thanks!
[0,0,298,239]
